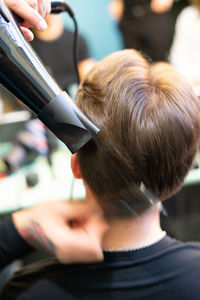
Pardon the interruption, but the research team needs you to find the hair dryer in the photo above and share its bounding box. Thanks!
[0,0,99,153]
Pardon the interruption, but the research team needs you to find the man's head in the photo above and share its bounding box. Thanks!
[74,49,200,216]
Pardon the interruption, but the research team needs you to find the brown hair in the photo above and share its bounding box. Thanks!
[76,49,200,216]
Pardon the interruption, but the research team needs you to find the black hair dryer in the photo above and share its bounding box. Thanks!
[0,0,99,153]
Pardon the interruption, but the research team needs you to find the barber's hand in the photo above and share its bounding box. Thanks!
[4,0,51,40]
[12,201,109,264]
[150,0,173,14]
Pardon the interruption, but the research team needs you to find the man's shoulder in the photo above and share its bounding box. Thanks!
[156,236,200,262]
[2,237,200,300]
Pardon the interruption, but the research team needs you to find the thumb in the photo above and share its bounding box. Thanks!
[83,213,109,246]
[20,27,34,41]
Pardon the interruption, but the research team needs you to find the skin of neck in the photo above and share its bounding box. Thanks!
[84,184,164,251]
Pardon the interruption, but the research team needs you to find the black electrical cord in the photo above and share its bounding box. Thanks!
[71,15,80,86]
[51,1,80,85]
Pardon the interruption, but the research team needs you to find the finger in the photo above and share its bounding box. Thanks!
[56,227,104,264]
[44,0,51,17]
[7,0,47,30]
[20,26,34,41]
[52,213,108,264]
[46,0,51,16]
[85,214,109,242]
[26,0,38,11]
[38,0,51,18]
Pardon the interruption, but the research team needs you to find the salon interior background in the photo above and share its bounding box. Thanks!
[64,0,123,60]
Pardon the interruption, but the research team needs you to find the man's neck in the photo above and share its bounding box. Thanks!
[102,206,164,250]
[85,185,164,251]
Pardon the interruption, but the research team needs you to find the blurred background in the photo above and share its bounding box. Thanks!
[64,0,124,60]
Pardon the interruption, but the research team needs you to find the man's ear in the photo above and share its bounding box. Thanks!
[71,153,82,179]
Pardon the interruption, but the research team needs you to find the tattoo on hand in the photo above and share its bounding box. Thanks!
[19,221,55,254]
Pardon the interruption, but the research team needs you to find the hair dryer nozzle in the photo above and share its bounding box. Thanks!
[38,92,100,153]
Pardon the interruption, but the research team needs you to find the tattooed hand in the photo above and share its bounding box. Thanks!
[18,221,56,254]
[4,0,51,40]
[12,201,109,264]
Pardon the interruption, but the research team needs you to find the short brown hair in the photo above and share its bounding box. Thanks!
[76,49,200,216]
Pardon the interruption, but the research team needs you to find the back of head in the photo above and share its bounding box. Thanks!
[76,49,200,217]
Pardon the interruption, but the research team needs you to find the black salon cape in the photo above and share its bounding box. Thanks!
[0,216,31,269]
[1,234,200,300]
